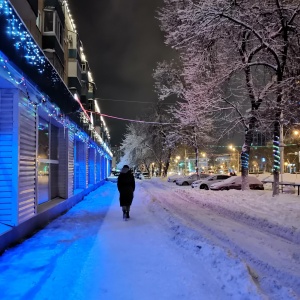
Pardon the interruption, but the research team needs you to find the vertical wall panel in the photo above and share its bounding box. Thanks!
[0,89,18,225]
[88,147,96,185]
[18,91,37,224]
[86,144,88,188]
[58,127,68,198]
[74,140,87,190]
[105,157,109,179]
[68,130,74,197]
[102,156,105,180]
[108,158,111,177]
[96,152,100,182]
[50,125,59,199]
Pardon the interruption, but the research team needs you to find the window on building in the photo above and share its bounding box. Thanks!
[55,16,64,46]
[88,83,93,93]
[36,10,42,31]
[44,10,54,32]
[81,62,86,72]
[37,117,59,204]
[44,10,64,47]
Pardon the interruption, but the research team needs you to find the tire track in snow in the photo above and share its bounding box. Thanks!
[141,180,300,300]
[175,189,300,245]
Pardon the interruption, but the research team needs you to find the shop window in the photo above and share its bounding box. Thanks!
[37,118,59,204]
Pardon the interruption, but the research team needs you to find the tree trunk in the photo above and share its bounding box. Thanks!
[158,161,163,176]
[163,149,172,176]
[241,116,256,190]
[195,147,199,175]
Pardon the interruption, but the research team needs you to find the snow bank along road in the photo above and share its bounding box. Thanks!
[141,179,300,300]
[0,179,298,300]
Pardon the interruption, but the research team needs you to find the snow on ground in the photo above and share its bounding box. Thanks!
[142,173,300,299]
[0,174,299,299]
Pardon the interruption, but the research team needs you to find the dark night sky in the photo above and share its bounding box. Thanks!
[69,0,176,146]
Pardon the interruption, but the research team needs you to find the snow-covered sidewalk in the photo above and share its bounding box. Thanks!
[0,181,261,300]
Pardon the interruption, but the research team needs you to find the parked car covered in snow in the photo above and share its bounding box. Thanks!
[137,172,151,180]
[176,173,210,186]
[167,174,184,182]
[191,174,231,190]
[111,169,120,176]
[210,176,264,191]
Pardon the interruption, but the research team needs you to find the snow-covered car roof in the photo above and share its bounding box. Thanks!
[210,176,263,188]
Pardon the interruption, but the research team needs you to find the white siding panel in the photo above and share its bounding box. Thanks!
[96,152,100,182]
[18,93,36,224]
[58,128,68,198]
[88,148,96,185]
[0,89,18,225]
[86,145,88,187]
[68,130,74,197]
[76,141,87,189]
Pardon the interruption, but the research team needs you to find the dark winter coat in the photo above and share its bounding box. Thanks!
[117,168,135,207]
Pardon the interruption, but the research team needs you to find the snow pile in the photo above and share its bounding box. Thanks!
[178,188,300,243]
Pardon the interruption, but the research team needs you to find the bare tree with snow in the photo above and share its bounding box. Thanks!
[158,0,300,195]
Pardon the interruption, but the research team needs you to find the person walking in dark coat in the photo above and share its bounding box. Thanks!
[117,165,135,220]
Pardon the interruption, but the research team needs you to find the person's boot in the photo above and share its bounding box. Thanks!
[122,208,127,220]
[126,211,130,219]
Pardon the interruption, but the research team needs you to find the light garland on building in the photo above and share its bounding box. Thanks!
[0,51,112,158]
[0,1,112,157]
[0,0,46,73]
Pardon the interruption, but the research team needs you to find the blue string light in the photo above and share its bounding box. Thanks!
[0,0,112,157]
[273,135,280,170]
[0,0,46,73]
[241,152,249,169]
[0,51,112,159]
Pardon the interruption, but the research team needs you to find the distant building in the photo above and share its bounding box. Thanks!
[252,130,268,147]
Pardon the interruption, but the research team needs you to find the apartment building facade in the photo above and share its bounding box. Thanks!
[0,0,112,252]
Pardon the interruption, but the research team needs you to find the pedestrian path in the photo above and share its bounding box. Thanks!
[0,182,234,300]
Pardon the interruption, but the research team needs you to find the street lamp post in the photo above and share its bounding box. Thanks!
[228,145,239,174]
[176,156,180,174]
[293,131,300,173]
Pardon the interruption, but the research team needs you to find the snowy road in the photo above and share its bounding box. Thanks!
[141,179,300,300]
[0,179,298,299]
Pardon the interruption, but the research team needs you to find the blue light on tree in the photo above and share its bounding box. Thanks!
[273,135,280,170]
[241,152,249,169]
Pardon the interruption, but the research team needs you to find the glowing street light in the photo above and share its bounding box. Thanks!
[228,144,239,174]
[293,130,300,172]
